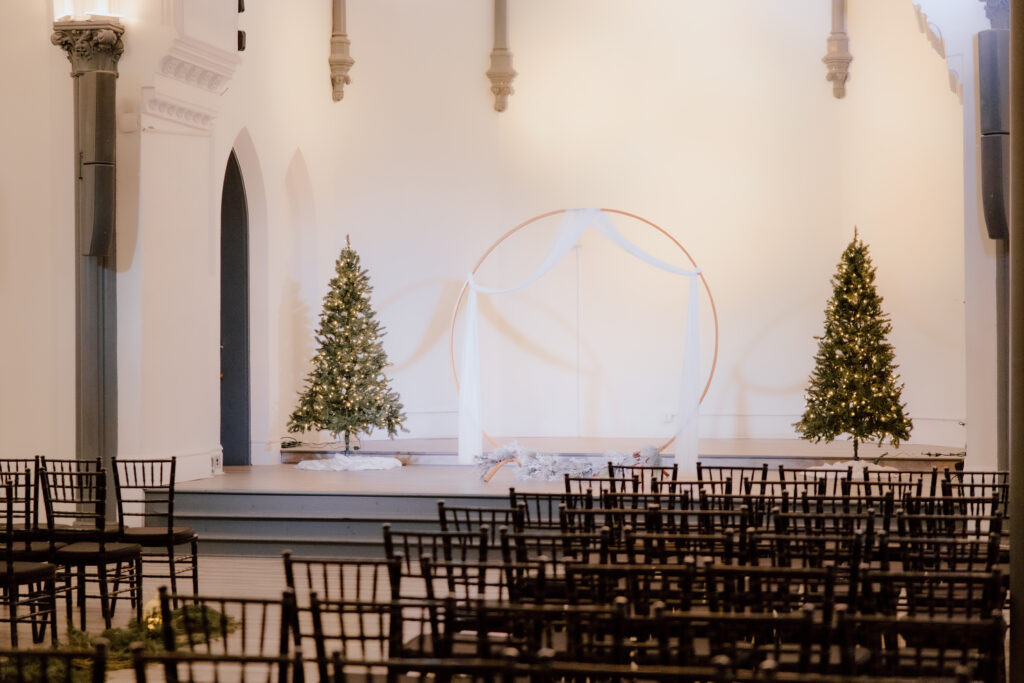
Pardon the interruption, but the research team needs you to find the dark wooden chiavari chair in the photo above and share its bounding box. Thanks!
[564,473,639,497]
[382,524,491,597]
[623,525,745,567]
[112,456,199,603]
[861,466,939,496]
[697,463,769,494]
[508,488,593,532]
[777,465,852,496]
[835,605,1005,682]
[607,462,679,492]
[437,502,521,544]
[0,479,58,646]
[39,463,143,630]
[158,586,302,683]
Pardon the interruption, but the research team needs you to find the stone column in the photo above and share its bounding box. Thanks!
[51,19,123,475]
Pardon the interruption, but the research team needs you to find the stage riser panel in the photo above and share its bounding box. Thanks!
[176,489,512,558]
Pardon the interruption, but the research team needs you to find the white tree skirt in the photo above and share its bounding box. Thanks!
[296,455,403,471]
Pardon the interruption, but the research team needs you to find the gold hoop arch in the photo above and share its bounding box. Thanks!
[448,208,720,453]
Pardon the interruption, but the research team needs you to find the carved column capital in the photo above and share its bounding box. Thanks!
[51,19,125,75]
[329,35,355,101]
[978,0,1009,29]
[487,49,516,112]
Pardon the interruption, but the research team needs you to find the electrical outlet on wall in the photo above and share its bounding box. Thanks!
[663,413,677,423]
[211,452,224,476]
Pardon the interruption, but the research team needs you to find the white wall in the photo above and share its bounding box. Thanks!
[1,0,977,474]
[0,1,76,459]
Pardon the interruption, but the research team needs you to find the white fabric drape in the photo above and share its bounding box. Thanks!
[458,208,702,467]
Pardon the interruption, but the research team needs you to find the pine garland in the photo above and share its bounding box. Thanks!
[288,236,406,453]
[795,230,912,459]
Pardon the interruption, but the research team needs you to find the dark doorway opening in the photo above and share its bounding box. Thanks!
[220,150,251,466]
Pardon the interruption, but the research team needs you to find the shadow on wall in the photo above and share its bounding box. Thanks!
[279,277,313,435]
[728,297,820,439]
[376,278,465,373]
[281,149,318,438]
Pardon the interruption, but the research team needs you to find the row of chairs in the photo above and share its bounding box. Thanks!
[585,462,1007,509]
[121,555,995,682]
[0,455,197,642]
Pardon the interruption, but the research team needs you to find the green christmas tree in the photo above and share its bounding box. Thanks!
[795,229,912,460]
[288,236,406,454]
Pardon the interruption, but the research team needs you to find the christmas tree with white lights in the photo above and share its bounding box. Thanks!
[795,230,912,459]
[288,237,405,453]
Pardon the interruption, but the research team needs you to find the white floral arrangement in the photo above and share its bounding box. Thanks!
[474,442,662,482]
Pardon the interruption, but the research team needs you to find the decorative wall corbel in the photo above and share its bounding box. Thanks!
[822,0,852,99]
[329,0,354,101]
[486,0,516,112]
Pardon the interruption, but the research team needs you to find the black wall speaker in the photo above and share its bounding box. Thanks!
[978,29,1009,240]
[78,71,117,256]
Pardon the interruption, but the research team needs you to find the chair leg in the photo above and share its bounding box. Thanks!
[168,544,179,607]
[97,563,112,630]
[77,565,87,629]
[109,559,123,619]
[47,576,58,645]
[7,584,18,648]
[190,539,199,595]
[135,556,143,624]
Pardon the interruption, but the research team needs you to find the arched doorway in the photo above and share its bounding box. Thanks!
[220,150,251,466]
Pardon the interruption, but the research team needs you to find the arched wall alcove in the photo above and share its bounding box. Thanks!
[225,128,276,466]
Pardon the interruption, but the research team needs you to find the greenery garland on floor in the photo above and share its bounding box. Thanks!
[0,603,238,680]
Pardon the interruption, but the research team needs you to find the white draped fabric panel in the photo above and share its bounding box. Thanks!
[458,208,702,468]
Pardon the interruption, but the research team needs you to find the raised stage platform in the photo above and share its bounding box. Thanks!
[177,438,964,557]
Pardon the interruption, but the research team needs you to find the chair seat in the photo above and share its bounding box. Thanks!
[54,541,142,564]
[0,561,56,584]
[122,525,197,545]
[0,541,65,561]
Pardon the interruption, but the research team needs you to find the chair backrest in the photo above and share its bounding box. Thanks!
[859,568,1004,619]
[283,551,399,606]
[420,555,546,603]
[159,585,300,683]
[778,465,852,496]
[705,562,836,621]
[0,471,33,546]
[307,595,445,682]
[697,463,769,493]
[564,561,698,614]
[836,607,1003,680]
[437,502,520,543]
[501,526,611,565]
[607,462,678,492]
[564,474,639,496]
[0,642,107,683]
[945,467,1008,487]
[112,457,177,532]
[468,599,626,662]
[39,460,115,542]
[622,526,744,567]
[640,504,750,535]
[941,479,1009,510]
[382,524,490,572]
[508,488,593,530]
[0,458,40,532]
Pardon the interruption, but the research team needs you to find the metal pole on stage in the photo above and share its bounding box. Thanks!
[1010,2,1024,679]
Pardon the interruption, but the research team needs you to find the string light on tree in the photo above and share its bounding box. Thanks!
[794,229,912,460]
[288,236,406,454]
